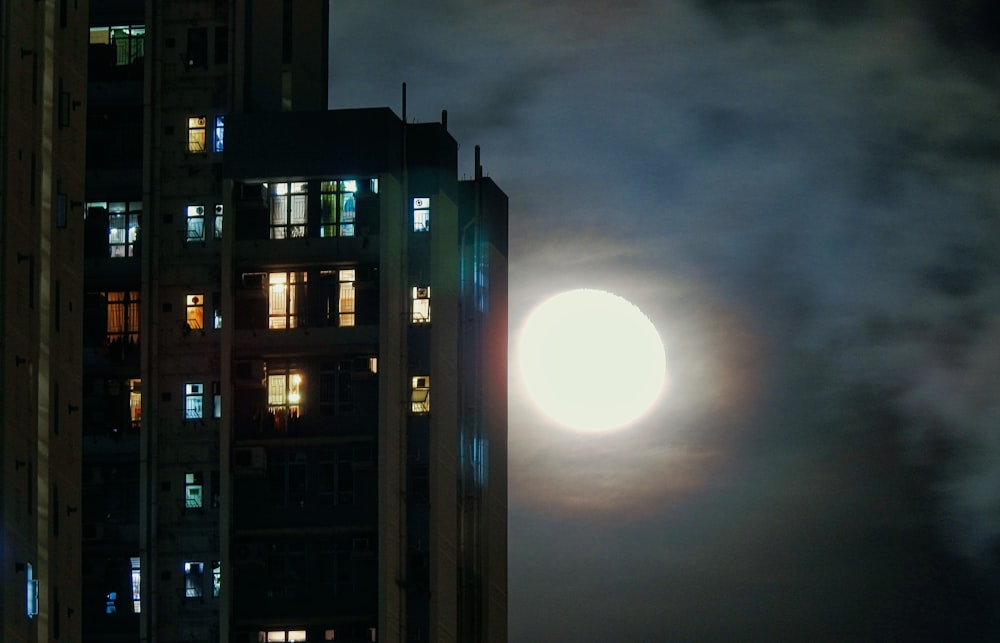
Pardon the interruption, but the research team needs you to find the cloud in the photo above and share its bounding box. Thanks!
[331,0,1000,637]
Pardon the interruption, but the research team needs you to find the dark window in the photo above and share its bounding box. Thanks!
[54,280,61,330]
[268,452,306,507]
[318,451,354,506]
[186,27,208,68]
[320,361,354,416]
[214,26,228,64]
[58,79,70,128]
[55,193,67,228]
[282,0,293,64]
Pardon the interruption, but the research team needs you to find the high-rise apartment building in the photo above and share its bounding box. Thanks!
[79,2,508,642]
[2,1,89,641]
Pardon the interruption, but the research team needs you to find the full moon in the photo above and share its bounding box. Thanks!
[518,289,668,432]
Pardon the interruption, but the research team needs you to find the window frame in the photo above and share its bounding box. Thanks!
[213,116,225,153]
[268,182,308,239]
[411,286,431,323]
[267,371,303,432]
[105,290,140,344]
[267,453,307,507]
[90,25,146,66]
[95,200,142,258]
[268,271,307,329]
[187,116,207,154]
[186,293,204,329]
[319,179,357,238]
[128,379,142,430]
[183,561,204,598]
[184,472,203,509]
[338,269,356,327]
[184,382,204,420]
[413,196,430,232]
[185,204,205,241]
[411,375,430,414]
[213,203,223,240]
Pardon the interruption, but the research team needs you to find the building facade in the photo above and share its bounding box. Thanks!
[79,2,507,642]
[2,1,89,641]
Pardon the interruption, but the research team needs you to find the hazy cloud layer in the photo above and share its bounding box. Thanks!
[331,0,1000,638]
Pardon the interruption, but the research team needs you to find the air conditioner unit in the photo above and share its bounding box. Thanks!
[195,205,204,215]
[241,272,266,290]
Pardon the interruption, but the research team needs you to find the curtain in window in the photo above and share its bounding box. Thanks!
[126,292,140,342]
[107,292,126,338]
[107,291,140,342]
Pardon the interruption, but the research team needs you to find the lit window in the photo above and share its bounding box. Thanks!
[411,376,430,413]
[212,291,222,329]
[186,294,204,329]
[411,286,430,323]
[320,180,357,237]
[268,271,307,329]
[213,204,223,240]
[91,201,141,258]
[90,25,145,65]
[212,381,221,419]
[369,357,378,373]
[188,117,207,153]
[185,472,203,508]
[212,561,221,597]
[106,291,140,344]
[130,556,141,613]
[259,631,308,643]
[185,383,203,419]
[268,182,308,239]
[26,562,38,618]
[184,562,204,598]
[128,379,142,430]
[268,372,302,432]
[186,205,205,241]
[339,270,356,327]
[105,591,116,614]
[413,197,430,231]
[214,116,225,152]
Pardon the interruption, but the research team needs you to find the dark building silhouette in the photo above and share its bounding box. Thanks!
[77,1,508,642]
[1,2,89,641]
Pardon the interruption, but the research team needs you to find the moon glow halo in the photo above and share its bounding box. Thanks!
[518,289,668,432]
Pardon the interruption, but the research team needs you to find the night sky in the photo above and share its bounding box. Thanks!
[327,1,1000,640]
